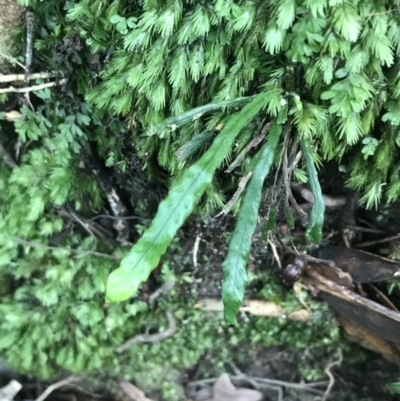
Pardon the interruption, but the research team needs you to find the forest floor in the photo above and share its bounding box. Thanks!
[4,171,400,401]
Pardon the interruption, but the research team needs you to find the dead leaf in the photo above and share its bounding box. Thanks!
[119,381,152,401]
[212,374,262,401]
[199,298,310,321]
[313,245,400,283]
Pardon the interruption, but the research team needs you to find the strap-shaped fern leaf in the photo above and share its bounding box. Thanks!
[147,96,256,136]
[300,138,325,243]
[106,92,271,302]
[222,123,282,324]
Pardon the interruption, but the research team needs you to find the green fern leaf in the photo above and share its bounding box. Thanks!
[300,138,325,243]
[147,96,255,136]
[222,123,282,324]
[105,92,271,302]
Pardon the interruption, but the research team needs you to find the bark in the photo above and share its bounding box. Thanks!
[0,0,24,72]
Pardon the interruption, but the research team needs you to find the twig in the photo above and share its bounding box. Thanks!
[34,376,81,401]
[14,237,120,260]
[0,144,17,168]
[0,52,27,71]
[193,235,201,267]
[87,214,149,223]
[148,280,175,308]
[275,233,335,267]
[321,349,343,401]
[116,308,176,353]
[67,208,97,238]
[215,172,252,217]
[187,376,327,395]
[291,184,347,208]
[0,72,59,83]
[283,134,307,218]
[228,361,259,390]
[0,79,68,93]
[225,121,271,173]
[355,233,400,248]
[229,362,285,401]
[268,233,282,268]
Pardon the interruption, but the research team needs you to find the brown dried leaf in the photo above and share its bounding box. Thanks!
[313,245,400,283]
[199,298,309,321]
[212,374,262,401]
[119,382,152,401]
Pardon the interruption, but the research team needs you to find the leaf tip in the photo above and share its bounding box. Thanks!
[224,307,238,325]
[105,268,137,303]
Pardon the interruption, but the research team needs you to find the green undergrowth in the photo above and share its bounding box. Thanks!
[0,223,363,401]
[1,1,400,397]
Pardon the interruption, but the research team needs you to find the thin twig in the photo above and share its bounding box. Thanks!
[0,52,27,71]
[0,144,17,168]
[225,122,271,173]
[228,363,284,401]
[87,214,149,223]
[228,361,260,390]
[188,376,327,395]
[291,184,347,208]
[34,376,81,401]
[0,79,67,93]
[148,281,175,308]
[215,172,252,217]
[275,233,336,267]
[321,349,343,401]
[268,234,282,268]
[14,237,120,260]
[283,135,307,218]
[67,209,97,238]
[193,235,201,267]
[116,308,176,353]
[355,233,400,248]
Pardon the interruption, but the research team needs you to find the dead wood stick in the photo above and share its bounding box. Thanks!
[35,376,81,401]
[0,52,27,71]
[188,376,327,395]
[0,79,67,93]
[0,144,17,168]
[355,233,400,248]
[0,72,60,83]
[275,233,336,267]
[321,349,343,401]
[116,308,176,353]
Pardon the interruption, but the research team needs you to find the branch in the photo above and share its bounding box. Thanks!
[321,349,343,401]
[0,72,60,83]
[0,144,17,168]
[116,308,176,353]
[35,376,81,401]
[0,79,67,93]
[188,376,327,396]
[0,52,27,71]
